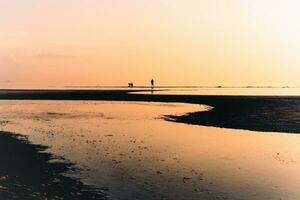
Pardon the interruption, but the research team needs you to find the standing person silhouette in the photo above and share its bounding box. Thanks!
[151,79,154,89]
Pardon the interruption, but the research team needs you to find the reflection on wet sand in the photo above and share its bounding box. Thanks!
[0,131,105,199]
[0,101,300,200]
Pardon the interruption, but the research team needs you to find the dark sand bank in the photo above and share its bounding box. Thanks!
[0,131,106,200]
[0,89,300,133]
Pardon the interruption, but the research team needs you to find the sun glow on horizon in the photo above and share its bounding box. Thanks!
[1,0,300,87]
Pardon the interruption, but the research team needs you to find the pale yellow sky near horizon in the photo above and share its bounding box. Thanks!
[1,0,300,87]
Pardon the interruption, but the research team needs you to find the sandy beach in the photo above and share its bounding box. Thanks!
[3,0,300,199]
[0,95,300,200]
[1,89,300,133]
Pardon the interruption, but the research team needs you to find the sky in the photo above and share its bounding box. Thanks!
[1,0,300,87]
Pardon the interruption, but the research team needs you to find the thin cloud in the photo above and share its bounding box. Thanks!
[35,54,75,59]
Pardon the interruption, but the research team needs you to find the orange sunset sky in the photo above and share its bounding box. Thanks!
[1,0,300,87]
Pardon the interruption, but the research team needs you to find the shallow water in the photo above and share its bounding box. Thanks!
[2,84,300,96]
[0,100,300,200]
[131,87,300,96]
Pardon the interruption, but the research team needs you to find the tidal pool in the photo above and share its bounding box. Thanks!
[0,100,300,200]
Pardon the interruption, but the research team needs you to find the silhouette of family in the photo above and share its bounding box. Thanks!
[128,79,155,89]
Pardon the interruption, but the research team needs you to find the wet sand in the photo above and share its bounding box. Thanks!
[0,89,300,133]
[0,131,105,199]
[0,100,300,200]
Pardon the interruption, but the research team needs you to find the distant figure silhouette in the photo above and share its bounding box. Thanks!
[151,79,154,89]
[128,83,134,88]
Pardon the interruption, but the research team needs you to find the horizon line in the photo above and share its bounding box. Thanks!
[64,85,300,89]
